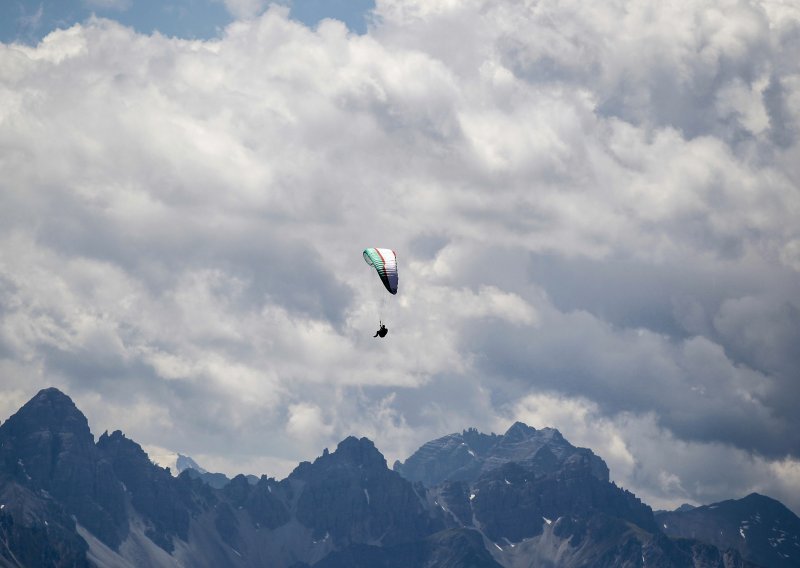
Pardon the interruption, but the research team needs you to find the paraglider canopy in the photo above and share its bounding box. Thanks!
[363,248,398,295]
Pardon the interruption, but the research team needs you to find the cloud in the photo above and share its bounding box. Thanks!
[510,392,800,514]
[1,0,799,514]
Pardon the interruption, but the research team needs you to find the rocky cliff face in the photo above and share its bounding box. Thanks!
[394,422,609,487]
[422,439,734,568]
[96,430,195,552]
[0,388,787,568]
[453,457,656,543]
[0,388,128,550]
[288,436,440,547]
[0,482,90,568]
[656,493,800,568]
[309,528,503,568]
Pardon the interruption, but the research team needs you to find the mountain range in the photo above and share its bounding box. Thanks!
[0,387,797,567]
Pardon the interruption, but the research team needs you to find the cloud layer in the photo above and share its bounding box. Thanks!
[1,0,799,513]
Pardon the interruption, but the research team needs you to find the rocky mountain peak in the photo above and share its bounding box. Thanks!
[495,423,564,454]
[289,437,439,548]
[97,430,193,553]
[97,429,152,467]
[656,492,800,568]
[461,427,499,455]
[0,388,128,550]
[176,453,206,474]
[1,387,92,443]
[503,421,537,439]
[395,422,609,486]
[1,389,795,567]
[288,437,388,485]
[539,426,564,440]
[328,436,387,470]
[741,492,777,507]
[0,387,97,488]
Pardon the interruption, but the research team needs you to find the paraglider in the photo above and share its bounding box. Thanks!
[363,248,397,337]
[363,247,398,295]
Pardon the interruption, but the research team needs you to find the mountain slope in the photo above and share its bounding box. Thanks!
[394,422,609,487]
[0,388,781,568]
[287,436,441,546]
[657,493,800,568]
[0,388,128,550]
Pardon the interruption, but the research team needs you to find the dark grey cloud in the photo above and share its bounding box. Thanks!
[764,75,797,148]
[462,306,796,458]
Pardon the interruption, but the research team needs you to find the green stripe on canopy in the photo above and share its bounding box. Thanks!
[363,247,398,294]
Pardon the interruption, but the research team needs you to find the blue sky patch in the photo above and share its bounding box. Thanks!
[0,0,375,44]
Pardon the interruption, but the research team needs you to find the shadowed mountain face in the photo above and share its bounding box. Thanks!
[393,422,610,487]
[0,388,128,550]
[456,458,657,543]
[656,493,800,568]
[309,527,504,568]
[0,387,790,567]
[288,436,440,546]
[96,430,195,552]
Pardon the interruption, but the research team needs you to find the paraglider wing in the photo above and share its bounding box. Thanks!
[363,248,398,295]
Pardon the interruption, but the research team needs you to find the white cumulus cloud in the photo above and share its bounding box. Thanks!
[1,0,798,512]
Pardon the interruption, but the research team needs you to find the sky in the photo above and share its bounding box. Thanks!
[1,0,799,516]
[0,0,375,42]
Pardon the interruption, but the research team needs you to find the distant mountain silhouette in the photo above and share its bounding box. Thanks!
[1,387,790,567]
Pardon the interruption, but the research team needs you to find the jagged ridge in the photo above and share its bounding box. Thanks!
[0,388,788,568]
[393,421,609,487]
